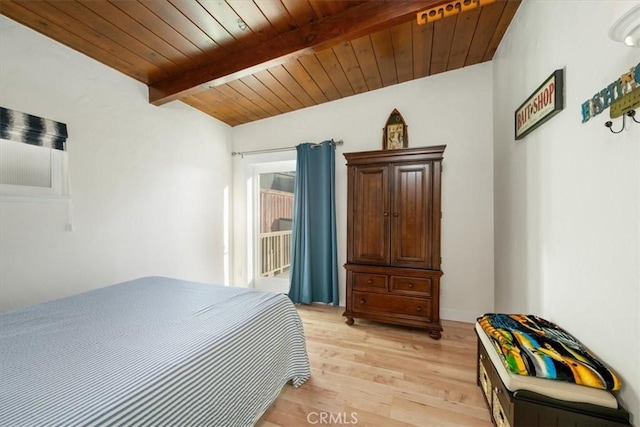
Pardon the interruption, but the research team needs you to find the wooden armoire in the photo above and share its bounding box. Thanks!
[343,145,445,339]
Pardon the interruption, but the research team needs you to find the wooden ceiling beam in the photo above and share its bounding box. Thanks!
[148,0,445,106]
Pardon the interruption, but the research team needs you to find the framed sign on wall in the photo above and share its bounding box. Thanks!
[515,69,564,140]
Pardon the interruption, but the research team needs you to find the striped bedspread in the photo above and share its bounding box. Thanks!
[0,277,310,426]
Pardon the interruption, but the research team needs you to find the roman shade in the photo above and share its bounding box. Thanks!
[0,107,68,151]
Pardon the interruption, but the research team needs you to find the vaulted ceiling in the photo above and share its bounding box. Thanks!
[0,0,521,126]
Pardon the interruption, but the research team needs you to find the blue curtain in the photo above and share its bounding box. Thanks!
[288,141,339,305]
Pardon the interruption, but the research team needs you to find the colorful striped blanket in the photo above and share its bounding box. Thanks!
[477,314,621,391]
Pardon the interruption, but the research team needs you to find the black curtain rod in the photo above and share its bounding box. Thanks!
[231,139,343,158]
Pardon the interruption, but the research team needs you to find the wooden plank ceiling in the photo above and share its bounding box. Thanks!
[0,0,521,126]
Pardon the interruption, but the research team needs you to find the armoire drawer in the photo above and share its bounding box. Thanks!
[352,272,388,291]
[390,276,431,296]
[352,291,430,319]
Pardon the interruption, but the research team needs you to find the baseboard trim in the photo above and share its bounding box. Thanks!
[440,308,482,323]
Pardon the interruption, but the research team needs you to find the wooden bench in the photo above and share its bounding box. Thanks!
[476,329,631,426]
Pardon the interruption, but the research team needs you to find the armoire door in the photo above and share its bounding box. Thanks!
[391,162,433,268]
[350,165,390,265]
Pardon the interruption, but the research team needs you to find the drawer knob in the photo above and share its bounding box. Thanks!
[367,279,373,284]
[494,387,501,395]
[359,298,366,304]
[393,212,399,217]
[416,306,422,312]
[383,212,389,217]
[408,283,414,288]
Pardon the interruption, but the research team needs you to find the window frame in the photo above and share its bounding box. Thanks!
[0,138,70,201]
[251,160,296,293]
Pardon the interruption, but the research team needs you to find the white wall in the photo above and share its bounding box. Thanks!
[493,0,639,422]
[232,62,495,323]
[0,15,233,311]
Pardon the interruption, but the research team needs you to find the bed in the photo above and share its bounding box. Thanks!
[0,276,310,426]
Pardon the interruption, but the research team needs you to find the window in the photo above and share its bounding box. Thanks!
[259,171,295,278]
[0,139,68,197]
[251,160,295,293]
[0,107,69,199]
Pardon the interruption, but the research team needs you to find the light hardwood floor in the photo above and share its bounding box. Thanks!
[257,305,492,427]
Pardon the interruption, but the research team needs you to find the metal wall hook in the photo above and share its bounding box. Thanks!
[604,109,638,133]
[605,116,625,133]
